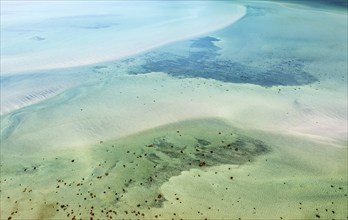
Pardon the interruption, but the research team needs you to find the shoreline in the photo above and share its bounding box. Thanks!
[1,2,246,76]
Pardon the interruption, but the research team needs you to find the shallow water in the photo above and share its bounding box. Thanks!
[1,1,347,219]
[1,1,245,75]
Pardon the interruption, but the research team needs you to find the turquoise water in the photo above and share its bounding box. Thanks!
[0,1,347,219]
[1,1,245,75]
[1,1,347,145]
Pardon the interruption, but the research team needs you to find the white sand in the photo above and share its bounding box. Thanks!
[1,1,246,75]
[1,71,346,155]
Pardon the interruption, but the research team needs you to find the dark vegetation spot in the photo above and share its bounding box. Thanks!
[94,65,108,70]
[30,36,45,41]
[196,138,211,146]
[199,161,206,167]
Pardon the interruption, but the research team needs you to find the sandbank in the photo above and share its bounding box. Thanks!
[1,1,246,75]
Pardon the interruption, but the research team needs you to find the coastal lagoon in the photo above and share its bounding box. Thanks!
[1,1,347,219]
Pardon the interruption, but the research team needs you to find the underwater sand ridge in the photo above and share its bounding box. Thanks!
[0,118,273,219]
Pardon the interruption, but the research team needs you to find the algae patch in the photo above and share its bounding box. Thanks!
[0,118,271,219]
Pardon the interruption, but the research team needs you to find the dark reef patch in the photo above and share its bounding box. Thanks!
[139,133,270,188]
[128,36,317,87]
